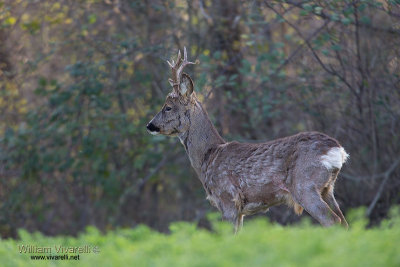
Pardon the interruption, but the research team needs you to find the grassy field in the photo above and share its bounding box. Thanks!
[1,208,399,267]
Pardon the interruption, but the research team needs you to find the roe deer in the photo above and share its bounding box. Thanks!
[147,47,349,233]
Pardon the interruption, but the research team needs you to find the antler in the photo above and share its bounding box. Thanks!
[167,47,196,90]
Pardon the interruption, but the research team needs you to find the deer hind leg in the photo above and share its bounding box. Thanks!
[296,187,341,226]
[321,186,348,229]
[293,168,341,227]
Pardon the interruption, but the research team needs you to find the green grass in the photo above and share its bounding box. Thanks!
[1,208,399,267]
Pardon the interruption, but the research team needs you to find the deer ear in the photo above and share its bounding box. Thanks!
[179,73,194,97]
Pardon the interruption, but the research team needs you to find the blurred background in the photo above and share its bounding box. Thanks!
[0,0,399,238]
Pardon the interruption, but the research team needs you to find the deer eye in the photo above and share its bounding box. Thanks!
[165,106,172,111]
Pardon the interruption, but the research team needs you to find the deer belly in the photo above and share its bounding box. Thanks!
[242,202,270,215]
[242,183,289,215]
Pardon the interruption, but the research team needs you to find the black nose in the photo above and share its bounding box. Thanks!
[146,122,160,132]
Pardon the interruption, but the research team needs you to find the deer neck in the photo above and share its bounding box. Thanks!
[178,100,225,176]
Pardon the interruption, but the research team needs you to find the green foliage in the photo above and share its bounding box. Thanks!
[1,54,168,233]
[1,209,400,267]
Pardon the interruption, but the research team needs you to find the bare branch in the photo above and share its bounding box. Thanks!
[274,20,329,75]
[199,0,213,24]
[367,157,400,216]
[264,2,358,95]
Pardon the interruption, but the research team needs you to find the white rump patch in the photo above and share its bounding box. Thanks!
[320,147,349,170]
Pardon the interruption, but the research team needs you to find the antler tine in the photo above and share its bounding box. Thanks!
[176,46,196,80]
[167,59,174,68]
[166,49,181,69]
[183,46,188,61]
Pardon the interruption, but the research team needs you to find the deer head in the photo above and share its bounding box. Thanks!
[147,47,197,136]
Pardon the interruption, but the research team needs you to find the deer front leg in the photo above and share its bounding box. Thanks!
[220,200,242,234]
[234,214,244,234]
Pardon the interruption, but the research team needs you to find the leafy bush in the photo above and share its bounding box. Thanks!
[1,208,400,267]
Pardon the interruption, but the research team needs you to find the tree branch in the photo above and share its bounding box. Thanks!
[264,2,359,96]
[273,19,329,75]
[283,0,400,35]
[367,157,400,216]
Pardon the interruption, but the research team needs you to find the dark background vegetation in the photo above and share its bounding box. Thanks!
[0,0,399,238]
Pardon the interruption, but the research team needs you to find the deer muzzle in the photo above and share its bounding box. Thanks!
[146,122,160,135]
